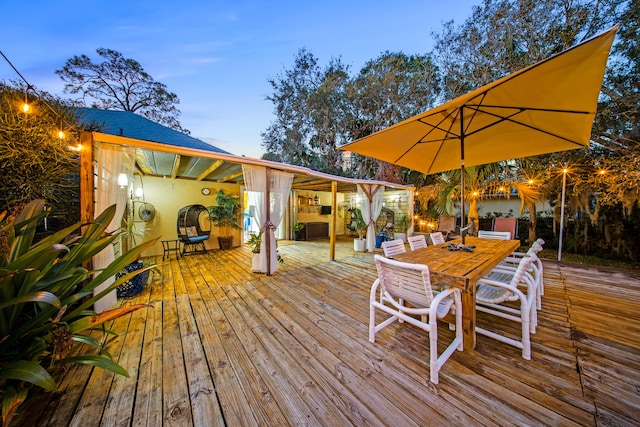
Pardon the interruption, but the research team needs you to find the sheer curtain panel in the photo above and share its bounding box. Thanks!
[93,144,135,313]
[357,184,385,252]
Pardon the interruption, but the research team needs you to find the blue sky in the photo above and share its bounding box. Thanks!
[1,0,479,158]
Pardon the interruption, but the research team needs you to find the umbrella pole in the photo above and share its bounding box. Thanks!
[460,106,466,240]
[558,168,567,261]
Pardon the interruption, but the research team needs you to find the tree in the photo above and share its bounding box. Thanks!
[346,51,441,181]
[262,48,347,172]
[262,49,440,180]
[56,48,188,133]
[0,82,79,217]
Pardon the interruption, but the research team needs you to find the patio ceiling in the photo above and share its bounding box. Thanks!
[92,132,413,194]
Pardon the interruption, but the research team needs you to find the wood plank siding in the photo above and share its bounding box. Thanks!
[14,237,640,426]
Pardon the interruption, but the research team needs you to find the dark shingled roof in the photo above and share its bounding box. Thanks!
[75,107,231,154]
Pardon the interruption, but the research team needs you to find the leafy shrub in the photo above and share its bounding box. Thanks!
[0,200,157,426]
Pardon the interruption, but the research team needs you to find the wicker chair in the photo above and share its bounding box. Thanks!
[408,234,428,250]
[177,204,210,254]
[369,255,462,384]
[429,232,446,246]
[381,239,407,258]
[475,254,538,359]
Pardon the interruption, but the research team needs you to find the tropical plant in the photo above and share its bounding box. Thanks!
[352,208,367,240]
[247,232,283,264]
[207,190,241,238]
[395,214,410,234]
[0,200,157,427]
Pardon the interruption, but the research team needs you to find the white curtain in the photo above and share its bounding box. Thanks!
[357,184,385,252]
[242,165,293,274]
[93,144,135,313]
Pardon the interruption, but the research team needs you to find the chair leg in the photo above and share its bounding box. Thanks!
[521,303,531,360]
[369,304,376,343]
[429,326,439,384]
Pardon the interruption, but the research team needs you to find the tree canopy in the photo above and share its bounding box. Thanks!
[56,48,188,133]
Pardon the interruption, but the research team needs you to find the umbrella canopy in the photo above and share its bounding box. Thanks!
[340,26,618,176]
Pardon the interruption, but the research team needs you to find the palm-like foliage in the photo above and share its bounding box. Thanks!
[0,200,157,427]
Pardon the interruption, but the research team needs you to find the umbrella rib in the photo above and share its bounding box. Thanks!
[466,104,594,115]
[464,105,592,146]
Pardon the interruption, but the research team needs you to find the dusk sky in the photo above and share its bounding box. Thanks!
[1,0,479,158]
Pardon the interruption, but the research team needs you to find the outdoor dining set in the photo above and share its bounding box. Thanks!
[369,220,545,384]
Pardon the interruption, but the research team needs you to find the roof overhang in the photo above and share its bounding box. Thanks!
[91,132,414,194]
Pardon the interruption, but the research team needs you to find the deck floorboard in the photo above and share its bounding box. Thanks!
[14,237,640,426]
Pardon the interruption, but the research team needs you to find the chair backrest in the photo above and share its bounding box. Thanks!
[408,234,428,250]
[429,232,446,245]
[381,239,407,258]
[493,217,518,238]
[478,230,511,240]
[177,204,211,242]
[374,254,433,307]
[509,255,535,287]
[437,215,457,232]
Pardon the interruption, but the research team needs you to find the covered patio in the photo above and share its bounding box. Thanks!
[15,237,640,426]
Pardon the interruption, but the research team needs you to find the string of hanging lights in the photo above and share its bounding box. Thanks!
[0,49,80,150]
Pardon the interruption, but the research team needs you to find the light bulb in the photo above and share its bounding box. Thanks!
[58,130,65,139]
[22,103,31,113]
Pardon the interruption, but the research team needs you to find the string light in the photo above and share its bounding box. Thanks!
[1,49,78,149]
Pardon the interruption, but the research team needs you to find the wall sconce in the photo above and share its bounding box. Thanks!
[118,173,128,188]
[134,187,144,199]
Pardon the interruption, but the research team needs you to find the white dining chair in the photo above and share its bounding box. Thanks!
[381,239,406,258]
[498,239,545,309]
[475,254,538,359]
[429,232,446,246]
[478,230,511,240]
[408,234,428,250]
[369,255,462,384]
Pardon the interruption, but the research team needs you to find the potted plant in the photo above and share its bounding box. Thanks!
[395,214,410,243]
[208,189,241,250]
[247,231,283,273]
[352,208,367,252]
[293,221,305,241]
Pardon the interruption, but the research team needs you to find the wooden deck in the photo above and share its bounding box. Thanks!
[15,237,640,426]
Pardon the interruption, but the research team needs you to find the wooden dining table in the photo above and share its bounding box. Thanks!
[394,236,521,349]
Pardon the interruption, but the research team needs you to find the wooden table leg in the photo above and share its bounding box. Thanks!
[461,283,477,349]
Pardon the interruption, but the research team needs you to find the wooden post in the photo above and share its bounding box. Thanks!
[330,181,337,261]
[265,168,272,276]
[79,131,95,225]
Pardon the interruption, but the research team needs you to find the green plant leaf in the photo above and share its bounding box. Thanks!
[0,360,57,391]
[0,291,61,310]
[71,334,113,359]
[63,355,129,377]
[2,385,29,427]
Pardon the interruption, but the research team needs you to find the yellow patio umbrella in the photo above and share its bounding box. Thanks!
[340,26,618,230]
